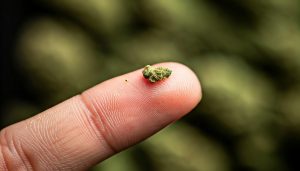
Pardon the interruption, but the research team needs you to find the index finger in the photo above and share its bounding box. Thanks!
[0,62,201,171]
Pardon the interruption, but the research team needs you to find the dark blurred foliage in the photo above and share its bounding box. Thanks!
[1,0,300,171]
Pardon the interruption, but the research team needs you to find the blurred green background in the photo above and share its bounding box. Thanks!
[1,0,300,171]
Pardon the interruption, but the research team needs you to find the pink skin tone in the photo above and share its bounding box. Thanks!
[0,62,201,171]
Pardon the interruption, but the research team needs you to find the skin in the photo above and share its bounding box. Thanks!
[0,62,202,171]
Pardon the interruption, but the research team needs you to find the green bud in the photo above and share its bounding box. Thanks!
[142,65,172,83]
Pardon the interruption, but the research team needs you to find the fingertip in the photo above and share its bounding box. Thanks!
[81,62,202,150]
[149,62,202,119]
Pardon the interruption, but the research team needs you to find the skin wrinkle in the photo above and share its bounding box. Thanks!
[10,136,31,171]
[68,96,114,170]
[86,92,116,140]
[79,94,118,153]
[70,97,102,161]
[49,126,82,168]
[0,128,29,171]
[39,130,61,167]
[22,102,85,170]
[20,116,52,168]
[26,120,61,170]
[0,131,9,171]
[50,97,108,170]
[0,149,8,171]
[57,109,94,169]
[20,143,34,171]
[53,114,91,168]
[42,114,61,157]
[0,150,9,171]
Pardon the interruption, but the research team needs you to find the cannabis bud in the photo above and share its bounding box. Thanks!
[142,65,172,83]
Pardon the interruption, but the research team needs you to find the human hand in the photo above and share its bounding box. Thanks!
[0,62,201,170]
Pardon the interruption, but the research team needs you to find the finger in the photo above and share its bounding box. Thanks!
[0,62,201,171]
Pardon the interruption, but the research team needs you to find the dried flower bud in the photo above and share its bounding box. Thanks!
[142,65,172,83]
